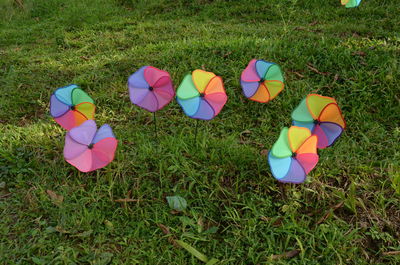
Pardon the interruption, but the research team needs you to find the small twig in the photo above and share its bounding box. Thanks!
[383,251,400,256]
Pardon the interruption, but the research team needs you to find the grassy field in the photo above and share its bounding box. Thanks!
[1,0,399,264]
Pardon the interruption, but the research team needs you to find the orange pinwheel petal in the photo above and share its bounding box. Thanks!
[249,83,270,103]
[306,94,337,119]
[288,126,312,153]
[296,135,318,155]
[205,76,225,95]
[319,103,346,128]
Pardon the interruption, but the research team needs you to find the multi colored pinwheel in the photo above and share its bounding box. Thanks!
[50,84,95,130]
[64,120,118,172]
[176,70,227,120]
[268,126,319,184]
[341,0,361,8]
[128,66,175,112]
[240,59,284,103]
[291,94,346,149]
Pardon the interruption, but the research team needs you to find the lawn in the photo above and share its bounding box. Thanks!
[1,0,399,264]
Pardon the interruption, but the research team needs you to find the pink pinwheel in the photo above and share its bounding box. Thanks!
[128,66,175,112]
[64,120,118,172]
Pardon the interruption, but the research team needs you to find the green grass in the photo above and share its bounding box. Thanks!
[1,0,400,263]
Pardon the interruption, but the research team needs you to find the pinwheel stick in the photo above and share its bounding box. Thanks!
[194,120,199,142]
[153,112,157,138]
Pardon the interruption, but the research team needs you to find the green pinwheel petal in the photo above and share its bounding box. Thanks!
[271,127,292,158]
[265,64,284,82]
[291,98,314,122]
[177,74,199,100]
[72,88,94,105]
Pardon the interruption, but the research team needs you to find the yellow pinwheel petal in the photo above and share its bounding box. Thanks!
[288,126,311,153]
[192,69,216,93]
[306,94,337,119]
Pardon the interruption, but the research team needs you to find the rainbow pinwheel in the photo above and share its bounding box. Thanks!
[176,70,227,120]
[291,94,346,149]
[128,66,175,112]
[268,126,319,184]
[64,120,118,172]
[341,0,361,8]
[240,59,284,103]
[50,84,95,130]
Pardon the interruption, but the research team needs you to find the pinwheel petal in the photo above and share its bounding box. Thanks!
[54,84,77,105]
[128,66,149,89]
[66,149,92,173]
[341,0,349,4]
[176,74,199,100]
[292,98,314,123]
[296,135,318,155]
[54,110,87,130]
[241,59,260,82]
[69,120,97,145]
[279,158,306,184]
[306,94,337,119]
[92,124,115,144]
[271,127,292,158]
[249,83,270,103]
[192,70,215,93]
[176,96,201,117]
[296,153,318,174]
[288,126,311,153]
[129,86,150,106]
[205,76,225,95]
[319,103,346,128]
[192,99,215,120]
[50,94,70,118]
[75,102,95,120]
[72,88,94,105]
[241,80,259,98]
[313,124,329,149]
[91,137,118,171]
[319,122,344,147]
[63,133,88,160]
[255,60,273,79]
[292,120,315,132]
[264,64,284,82]
[265,80,284,100]
[205,92,227,116]
[152,76,174,110]
[136,91,158,112]
[144,66,170,87]
[268,152,292,180]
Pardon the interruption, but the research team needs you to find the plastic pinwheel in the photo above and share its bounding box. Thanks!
[268,126,319,184]
[341,0,361,8]
[128,66,175,113]
[176,70,227,120]
[240,59,284,103]
[50,84,95,130]
[291,94,346,149]
[64,120,118,172]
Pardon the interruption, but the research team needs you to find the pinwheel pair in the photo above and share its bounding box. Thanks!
[50,85,118,172]
[341,0,361,8]
[268,94,346,184]
[128,66,228,124]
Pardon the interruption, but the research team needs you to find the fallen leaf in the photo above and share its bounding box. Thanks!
[306,63,330,76]
[352,51,366,57]
[157,224,179,247]
[166,196,187,211]
[55,226,70,234]
[114,198,140,203]
[260,216,270,222]
[334,74,340,82]
[260,149,269,156]
[271,250,300,260]
[46,190,63,206]
[383,251,400,256]
[309,21,319,26]
[316,201,344,225]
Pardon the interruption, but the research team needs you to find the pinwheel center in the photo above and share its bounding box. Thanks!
[313,119,320,125]
[148,86,154,91]
[88,143,94,149]
[259,78,265,83]
[70,105,75,111]
[200,93,205,98]
[291,152,297,158]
